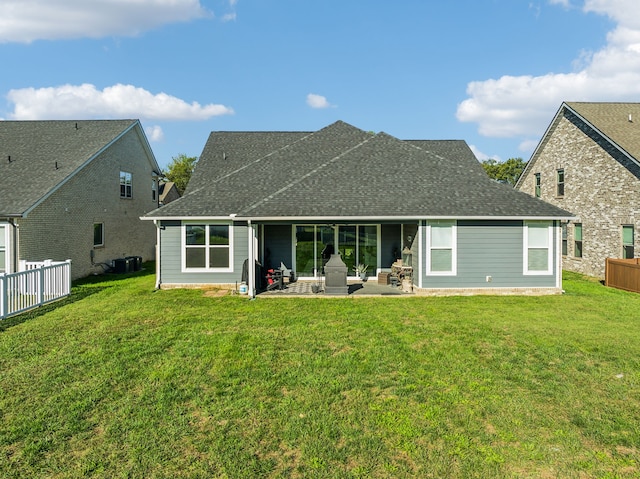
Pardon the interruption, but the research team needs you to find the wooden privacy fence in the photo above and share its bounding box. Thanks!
[0,260,72,320]
[605,258,640,293]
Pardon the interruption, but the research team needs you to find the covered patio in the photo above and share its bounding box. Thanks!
[257,277,414,296]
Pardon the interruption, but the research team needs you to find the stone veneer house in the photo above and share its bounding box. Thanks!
[0,120,161,280]
[144,121,574,296]
[516,102,640,278]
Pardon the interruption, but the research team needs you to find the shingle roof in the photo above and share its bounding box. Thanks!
[565,102,640,161]
[0,119,140,216]
[186,131,310,191]
[146,121,572,220]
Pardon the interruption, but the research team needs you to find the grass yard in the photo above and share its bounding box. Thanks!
[1,266,639,478]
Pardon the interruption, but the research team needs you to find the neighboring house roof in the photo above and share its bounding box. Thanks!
[159,181,181,205]
[566,102,640,162]
[517,101,640,188]
[145,121,573,220]
[0,119,158,217]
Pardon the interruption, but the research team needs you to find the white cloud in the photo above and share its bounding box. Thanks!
[0,0,210,43]
[548,0,572,7]
[519,139,540,154]
[469,144,500,162]
[457,0,640,140]
[145,125,164,142]
[221,0,238,22]
[6,83,234,121]
[306,93,334,109]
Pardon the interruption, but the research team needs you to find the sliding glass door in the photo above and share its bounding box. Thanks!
[358,225,378,274]
[337,226,356,274]
[294,224,378,278]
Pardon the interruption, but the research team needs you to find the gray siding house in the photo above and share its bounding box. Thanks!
[0,120,161,280]
[516,102,640,278]
[143,121,573,296]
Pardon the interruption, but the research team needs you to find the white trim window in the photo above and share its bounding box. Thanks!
[0,223,7,273]
[427,220,456,275]
[524,221,553,275]
[182,222,233,272]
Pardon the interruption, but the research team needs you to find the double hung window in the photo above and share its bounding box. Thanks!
[0,224,6,273]
[534,173,541,198]
[183,223,232,271]
[524,221,553,275]
[574,223,583,258]
[427,220,456,275]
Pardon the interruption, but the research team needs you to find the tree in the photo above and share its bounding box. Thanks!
[163,154,198,194]
[481,157,527,186]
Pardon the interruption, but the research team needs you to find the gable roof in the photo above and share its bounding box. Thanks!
[145,121,572,220]
[517,102,640,188]
[0,119,158,217]
[159,181,181,204]
[565,102,640,162]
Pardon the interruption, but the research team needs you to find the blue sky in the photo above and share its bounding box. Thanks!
[1,0,638,170]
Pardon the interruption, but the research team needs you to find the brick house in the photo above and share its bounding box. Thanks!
[0,120,161,280]
[516,102,640,278]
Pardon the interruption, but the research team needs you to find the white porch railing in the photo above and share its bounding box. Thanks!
[0,260,72,320]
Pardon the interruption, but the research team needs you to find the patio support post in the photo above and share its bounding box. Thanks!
[248,220,256,298]
[153,220,162,289]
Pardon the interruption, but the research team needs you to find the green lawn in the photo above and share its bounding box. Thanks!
[1,266,639,478]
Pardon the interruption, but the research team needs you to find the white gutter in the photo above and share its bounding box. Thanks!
[142,214,576,222]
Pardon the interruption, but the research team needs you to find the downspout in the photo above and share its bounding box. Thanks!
[153,220,162,289]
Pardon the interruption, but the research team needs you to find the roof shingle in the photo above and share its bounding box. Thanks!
[146,121,572,219]
[0,119,139,216]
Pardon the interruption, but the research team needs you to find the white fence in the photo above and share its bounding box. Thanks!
[0,260,72,320]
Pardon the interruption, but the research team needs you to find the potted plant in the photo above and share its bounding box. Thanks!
[353,263,368,281]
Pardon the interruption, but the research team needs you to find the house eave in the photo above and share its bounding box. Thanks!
[142,214,577,222]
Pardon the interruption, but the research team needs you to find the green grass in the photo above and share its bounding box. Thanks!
[1,266,639,478]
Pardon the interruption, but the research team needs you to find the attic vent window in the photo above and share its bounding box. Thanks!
[629,114,633,123]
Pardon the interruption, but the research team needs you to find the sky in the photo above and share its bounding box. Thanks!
[1,0,640,171]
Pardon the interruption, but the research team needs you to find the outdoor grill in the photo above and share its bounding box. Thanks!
[324,253,348,295]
